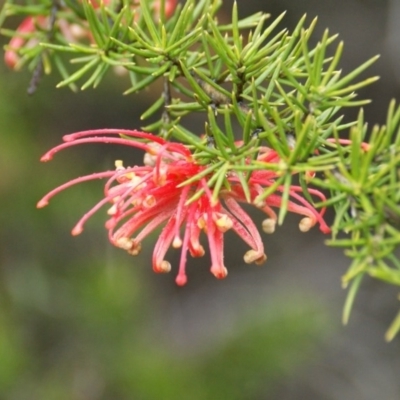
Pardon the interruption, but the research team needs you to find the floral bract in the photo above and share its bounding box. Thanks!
[38,129,330,285]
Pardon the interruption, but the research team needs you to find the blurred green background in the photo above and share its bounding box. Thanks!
[1,1,400,399]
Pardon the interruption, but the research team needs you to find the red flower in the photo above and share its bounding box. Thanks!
[152,0,178,19]
[4,14,89,70]
[4,0,178,69]
[38,129,330,285]
[4,16,47,69]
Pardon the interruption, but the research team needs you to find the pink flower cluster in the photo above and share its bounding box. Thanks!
[38,129,330,285]
[4,0,178,69]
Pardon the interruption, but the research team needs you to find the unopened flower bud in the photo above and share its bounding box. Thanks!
[244,250,267,265]
[107,204,118,215]
[154,260,171,273]
[128,242,142,256]
[144,152,156,167]
[210,265,228,279]
[215,213,233,232]
[299,217,314,232]
[115,237,134,250]
[173,236,182,248]
[262,218,276,234]
[175,273,187,286]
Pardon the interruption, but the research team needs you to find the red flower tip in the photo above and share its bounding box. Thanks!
[40,154,53,162]
[326,138,370,152]
[154,260,172,274]
[4,50,19,70]
[71,225,83,236]
[361,143,371,151]
[36,199,48,208]
[62,134,76,142]
[153,0,178,19]
[210,265,228,280]
[320,224,332,235]
[175,273,187,286]
[189,241,205,258]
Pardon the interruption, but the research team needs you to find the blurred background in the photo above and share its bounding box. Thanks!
[1,0,400,399]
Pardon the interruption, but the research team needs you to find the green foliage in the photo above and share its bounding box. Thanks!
[320,102,400,340]
[1,0,400,339]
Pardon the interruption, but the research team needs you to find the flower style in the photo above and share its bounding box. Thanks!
[37,129,330,285]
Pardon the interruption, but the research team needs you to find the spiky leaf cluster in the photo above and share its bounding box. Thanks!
[315,102,400,341]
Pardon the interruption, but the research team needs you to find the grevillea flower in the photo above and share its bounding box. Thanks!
[4,14,94,70]
[4,0,178,69]
[4,16,48,69]
[37,129,330,285]
[152,0,178,19]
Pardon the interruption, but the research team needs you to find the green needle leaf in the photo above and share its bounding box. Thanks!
[342,272,364,325]
[385,308,400,342]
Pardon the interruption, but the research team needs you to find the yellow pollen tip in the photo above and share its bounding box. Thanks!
[115,237,133,250]
[128,176,144,190]
[126,241,141,256]
[215,214,233,232]
[278,159,288,172]
[211,265,228,279]
[299,217,314,232]
[147,146,159,156]
[244,250,267,265]
[107,204,118,215]
[155,260,171,273]
[197,216,206,230]
[143,152,156,166]
[189,242,205,257]
[255,254,267,265]
[69,23,87,39]
[210,198,219,208]
[254,198,265,208]
[262,218,276,234]
[143,195,156,208]
[115,160,124,168]
[173,237,182,248]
